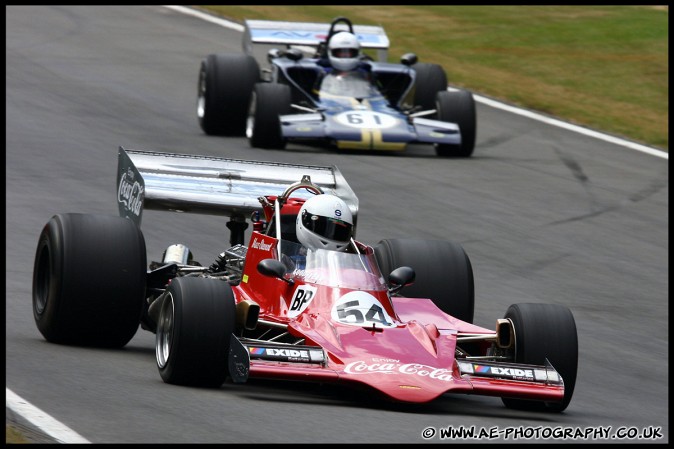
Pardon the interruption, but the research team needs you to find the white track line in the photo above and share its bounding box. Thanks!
[6,388,91,444]
[474,94,668,159]
[163,5,668,160]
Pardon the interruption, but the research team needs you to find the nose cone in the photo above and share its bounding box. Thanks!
[341,359,458,402]
[333,321,460,403]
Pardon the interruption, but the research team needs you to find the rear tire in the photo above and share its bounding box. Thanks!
[247,83,292,149]
[374,238,474,323]
[197,53,260,136]
[156,277,236,387]
[501,303,578,412]
[32,213,146,348]
[413,63,448,112]
[436,89,476,157]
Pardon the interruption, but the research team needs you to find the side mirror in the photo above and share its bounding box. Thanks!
[285,48,304,61]
[388,266,415,294]
[400,53,418,66]
[257,259,293,285]
[267,48,283,63]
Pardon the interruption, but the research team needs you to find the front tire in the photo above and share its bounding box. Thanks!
[247,83,291,149]
[436,89,476,157]
[32,213,146,348]
[413,63,448,112]
[374,238,474,323]
[197,53,260,136]
[156,277,236,387]
[502,303,578,412]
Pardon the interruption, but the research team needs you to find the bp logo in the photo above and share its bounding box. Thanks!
[288,285,317,318]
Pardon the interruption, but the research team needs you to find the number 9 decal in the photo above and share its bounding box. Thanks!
[332,291,395,327]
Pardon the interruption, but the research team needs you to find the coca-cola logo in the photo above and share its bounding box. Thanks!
[343,361,453,382]
[118,169,143,217]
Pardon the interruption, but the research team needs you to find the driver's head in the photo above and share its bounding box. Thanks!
[328,32,360,72]
[296,194,353,252]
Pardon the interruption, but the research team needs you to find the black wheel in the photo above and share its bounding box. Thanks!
[374,238,474,323]
[156,277,236,387]
[32,213,146,348]
[436,89,477,157]
[197,53,260,136]
[246,83,292,149]
[413,63,448,112]
[502,303,578,413]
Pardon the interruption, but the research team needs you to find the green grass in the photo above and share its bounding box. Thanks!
[198,5,668,150]
[6,424,30,444]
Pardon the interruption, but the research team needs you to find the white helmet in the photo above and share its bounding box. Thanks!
[328,32,360,72]
[296,194,354,252]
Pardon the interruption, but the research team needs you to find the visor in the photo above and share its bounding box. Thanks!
[332,48,358,59]
[302,210,353,242]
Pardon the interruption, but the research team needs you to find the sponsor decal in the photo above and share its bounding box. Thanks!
[247,347,324,363]
[334,111,397,130]
[473,364,535,381]
[344,361,453,382]
[473,364,491,374]
[266,348,310,358]
[117,168,144,217]
[331,291,395,328]
[291,268,321,284]
[251,237,273,252]
[458,361,557,383]
[288,285,317,318]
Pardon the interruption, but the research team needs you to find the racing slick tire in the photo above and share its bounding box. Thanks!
[374,238,474,323]
[501,303,578,413]
[412,63,448,112]
[32,213,146,348]
[435,89,477,158]
[197,53,260,136]
[247,83,292,149]
[156,277,236,387]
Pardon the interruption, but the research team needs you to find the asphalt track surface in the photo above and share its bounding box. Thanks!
[6,5,668,444]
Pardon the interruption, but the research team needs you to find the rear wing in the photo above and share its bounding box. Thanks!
[116,147,358,229]
[243,19,390,62]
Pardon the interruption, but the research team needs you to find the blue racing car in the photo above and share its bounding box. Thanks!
[197,16,477,157]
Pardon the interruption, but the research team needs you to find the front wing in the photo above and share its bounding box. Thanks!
[280,113,461,151]
[236,337,564,404]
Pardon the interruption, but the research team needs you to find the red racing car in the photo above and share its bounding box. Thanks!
[32,147,578,412]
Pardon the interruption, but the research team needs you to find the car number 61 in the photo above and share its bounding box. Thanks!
[334,111,397,129]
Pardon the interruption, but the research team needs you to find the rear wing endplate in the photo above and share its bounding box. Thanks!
[116,147,358,228]
[243,19,390,62]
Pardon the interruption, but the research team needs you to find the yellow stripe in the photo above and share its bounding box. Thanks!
[335,98,406,151]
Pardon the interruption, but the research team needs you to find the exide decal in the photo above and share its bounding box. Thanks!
[117,168,143,217]
[472,364,535,381]
[247,347,324,363]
